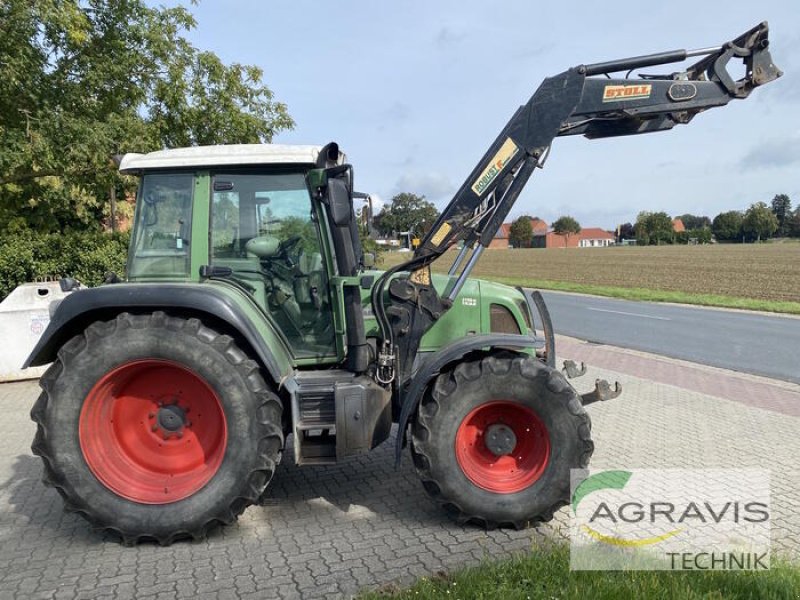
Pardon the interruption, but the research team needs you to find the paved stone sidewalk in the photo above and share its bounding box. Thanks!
[1,342,798,599]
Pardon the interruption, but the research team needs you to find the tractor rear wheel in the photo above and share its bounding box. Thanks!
[30,312,283,545]
[410,354,593,528]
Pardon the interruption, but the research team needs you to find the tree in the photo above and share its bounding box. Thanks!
[676,214,711,230]
[635,211,673,245]
[357,220,383,264]
[770,194,792,237]
[743,201,779,242]
[712,210,744,242]
[508,216,533,248]
[375,193,439,238]
[617,222,635,242]
[277,217,319,256]
[788,208,800,238]
[0,0,294,233]
[552,215,581,247]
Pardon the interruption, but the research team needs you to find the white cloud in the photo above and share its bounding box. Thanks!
[435,26,469,47]
[365,193,385,213]
[392,172,455,203]
[381,102,411,122]
[741,134,800,169]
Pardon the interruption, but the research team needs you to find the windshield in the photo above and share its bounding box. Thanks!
[211,172,318,259]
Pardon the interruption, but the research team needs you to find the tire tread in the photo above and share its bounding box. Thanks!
[410,354,593,530]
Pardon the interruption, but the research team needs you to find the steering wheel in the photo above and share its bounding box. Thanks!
[275,235,303,267]
[277,235,302,255]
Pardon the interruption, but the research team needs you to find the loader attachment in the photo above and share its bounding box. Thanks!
[581,380,623,406]
[563,360,587,379]
[417,21,781,262]
[371,22,781,393]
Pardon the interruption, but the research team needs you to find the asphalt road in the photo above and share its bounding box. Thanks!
[538,291,800,384]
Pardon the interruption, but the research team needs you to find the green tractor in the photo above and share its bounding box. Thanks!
[25,24,780,544]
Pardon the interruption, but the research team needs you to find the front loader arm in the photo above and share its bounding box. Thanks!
[560,23,780,139]
[372,21,780,389]
[417,21,781,268]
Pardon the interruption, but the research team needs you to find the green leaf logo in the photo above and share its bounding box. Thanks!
[572,470,632,513]
[572,470,683,547]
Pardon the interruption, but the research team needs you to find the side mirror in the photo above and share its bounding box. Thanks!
[362,252,376,269]
[327,177,353,227]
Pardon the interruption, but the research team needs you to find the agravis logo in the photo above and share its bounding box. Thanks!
[570,469,771,570]
[572,470,682,547]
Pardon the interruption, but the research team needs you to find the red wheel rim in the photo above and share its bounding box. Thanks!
[455,401,550,494]
[79,359,227,504]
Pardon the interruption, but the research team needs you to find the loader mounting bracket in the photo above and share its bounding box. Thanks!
[581,379,623,406]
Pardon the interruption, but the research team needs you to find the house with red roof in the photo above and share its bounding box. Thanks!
[490,217,548,248]
[495,218,616,248]
[537,227,615,248]
[489,223,512,249]
[577,227,616,247]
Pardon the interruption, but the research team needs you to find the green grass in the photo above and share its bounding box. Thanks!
[486,277,800,315]
[360,545,800,600]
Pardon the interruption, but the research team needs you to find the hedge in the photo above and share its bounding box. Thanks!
[0,226,383,302]
[0,229,130,301]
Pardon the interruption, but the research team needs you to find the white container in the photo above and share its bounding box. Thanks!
[0,282,71,381]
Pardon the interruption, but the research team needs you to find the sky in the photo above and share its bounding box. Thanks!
[178,0,798,229]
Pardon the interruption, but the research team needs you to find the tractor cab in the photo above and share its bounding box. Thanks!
[122,144,352,360]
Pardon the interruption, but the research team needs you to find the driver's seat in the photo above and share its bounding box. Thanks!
[294,251,325,308]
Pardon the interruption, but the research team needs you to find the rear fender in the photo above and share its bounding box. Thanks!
[394,333,546,464]
[23,283,294,386]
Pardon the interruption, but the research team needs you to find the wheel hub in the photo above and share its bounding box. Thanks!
[455,400,551,494]
[157,404,187,432]
[485,423,517,456]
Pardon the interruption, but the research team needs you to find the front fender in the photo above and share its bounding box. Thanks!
[394,332,547,464]
[23,283,294,385]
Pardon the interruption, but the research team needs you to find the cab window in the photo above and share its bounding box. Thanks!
[128,173,193,279]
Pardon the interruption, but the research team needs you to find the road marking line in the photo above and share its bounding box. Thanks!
[587,307,672,321]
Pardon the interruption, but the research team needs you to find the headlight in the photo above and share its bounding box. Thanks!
[490,303,521,335]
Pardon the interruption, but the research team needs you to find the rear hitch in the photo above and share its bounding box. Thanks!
[563,359,587,379]
[581,379,622,406]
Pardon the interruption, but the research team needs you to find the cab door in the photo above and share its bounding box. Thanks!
[209,170,338,360]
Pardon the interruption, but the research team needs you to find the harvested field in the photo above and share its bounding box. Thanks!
[383,243,800,304]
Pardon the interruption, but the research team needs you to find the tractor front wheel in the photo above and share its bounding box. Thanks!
[30,312,284,545]
[410,354,593,528]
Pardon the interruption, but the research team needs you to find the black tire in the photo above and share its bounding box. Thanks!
[410,354,593,529]
[30,312,284,545]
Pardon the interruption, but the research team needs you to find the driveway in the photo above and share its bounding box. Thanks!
[1,339,798,599]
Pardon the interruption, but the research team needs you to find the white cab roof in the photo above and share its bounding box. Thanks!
[119,144,332,174]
